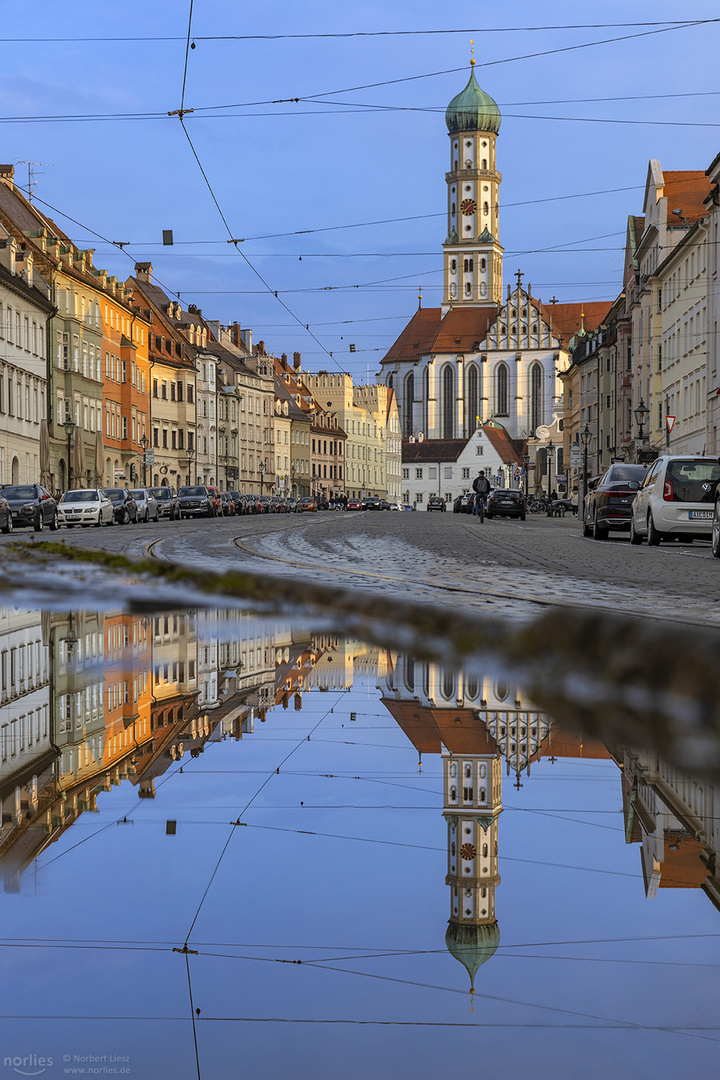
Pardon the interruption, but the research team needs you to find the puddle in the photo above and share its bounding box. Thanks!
[0,603,719,1078]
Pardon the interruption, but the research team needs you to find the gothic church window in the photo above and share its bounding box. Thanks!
[442,366,455,439]
[496,363,509,416]
[404,372,414,437]
[530,363,543,434]
[467,365,479,434]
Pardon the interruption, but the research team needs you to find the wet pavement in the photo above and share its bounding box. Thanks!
[1,605,719,1079]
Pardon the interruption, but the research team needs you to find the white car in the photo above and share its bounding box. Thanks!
[629,455,720,545]
[58,488,114,528]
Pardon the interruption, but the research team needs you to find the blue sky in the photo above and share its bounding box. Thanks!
[1,1,719,380]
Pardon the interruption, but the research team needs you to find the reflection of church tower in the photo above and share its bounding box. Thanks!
[443,739,502,991]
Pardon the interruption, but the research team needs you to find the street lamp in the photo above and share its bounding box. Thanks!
[185,445,196,486]
[259,462,264,496]
[140,434,149,487]
[523,450,529,498]
[546,439,554,498]
[634,398,650,442]
[580,424,591,521]
[63,417,76,493]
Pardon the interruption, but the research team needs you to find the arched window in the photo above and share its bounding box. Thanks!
[404,373,414,437]
[442,366,455,439]
[443,670,454,700]
[496,363,509,416]
[387,374,393,392]
[467,365,479,434]
[530,363,543,433]
[423,367,429,433]
[404,659,415,694]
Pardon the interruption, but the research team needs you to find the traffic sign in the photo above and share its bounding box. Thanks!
[666,415,676,434]
[144,449,155,465]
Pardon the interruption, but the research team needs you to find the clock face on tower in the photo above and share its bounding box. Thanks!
[460,198,476,215]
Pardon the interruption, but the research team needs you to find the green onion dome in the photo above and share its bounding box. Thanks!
[445,921,500,989]
[445,67,501,135]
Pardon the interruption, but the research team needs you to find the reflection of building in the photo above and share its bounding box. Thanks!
[612,744,720,906]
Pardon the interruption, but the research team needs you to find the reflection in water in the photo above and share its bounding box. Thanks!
[381,652,720,988]
[0,606,718,982]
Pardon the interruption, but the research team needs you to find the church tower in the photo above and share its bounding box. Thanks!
[443,62,503,313]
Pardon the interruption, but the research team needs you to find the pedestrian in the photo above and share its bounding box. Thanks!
[472,470,490,515]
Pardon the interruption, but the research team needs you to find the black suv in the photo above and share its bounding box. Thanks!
[2,484,59,531]
[177,485,215,518]
[486,489,526,520]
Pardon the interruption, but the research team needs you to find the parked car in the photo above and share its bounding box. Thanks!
[426,496,446,512]
[220,492,235,516]
[346,499,363,511]
[148,486,180,520]
[258,496,272,513]
[630,455,720,545]
[227,491,243,516]
[285,497,298,513]
[206,485,222,516]
[364,497,383,511]
[129,488,159,523]
[486,489,526,520]
[582,464,646,539]
[177,485,216,518]
[105,488,139,524]
[400,503,416,512]
[58,488,114,528]
[298,497,317,512]
[453,492,474,514]
[270,497,286,513]
[1,484,59,531]
[0,491,13,534]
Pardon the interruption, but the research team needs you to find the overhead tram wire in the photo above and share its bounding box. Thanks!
[1,20,715,43]
[175,116,351,378]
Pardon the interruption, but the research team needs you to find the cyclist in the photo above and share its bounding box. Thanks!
[472,470,491,517]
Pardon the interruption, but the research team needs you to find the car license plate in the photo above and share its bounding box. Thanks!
[689,510,713,520]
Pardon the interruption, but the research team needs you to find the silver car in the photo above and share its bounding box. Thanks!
[58,489,114,528]
[630,455,720,545]
[129,489,159,523]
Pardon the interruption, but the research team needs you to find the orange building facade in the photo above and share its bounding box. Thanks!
[101,285,151,487]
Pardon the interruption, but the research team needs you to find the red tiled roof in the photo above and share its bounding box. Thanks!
[663,170,712,225]
[545,301,612,346]
[382,306,497,365]
[381,700,442,753]
[402,438,467,463]
[660,836,709,889]
[482,426,526,464]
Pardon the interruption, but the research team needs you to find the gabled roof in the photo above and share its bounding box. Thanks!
[482,426,526,464]
[663,170,712,225]
[545,301,612,345]
[381,306,497,365]
[402,438,467,463]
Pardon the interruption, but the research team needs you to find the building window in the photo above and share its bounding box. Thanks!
[415,468,423,479]
[530,362,543,433]
[404,372,414,437]
[495,363,509,416]
[442,365,455,439]
[467,364,479,434]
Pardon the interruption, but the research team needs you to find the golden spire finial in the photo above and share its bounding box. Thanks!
[580,305,586,333]
[470,39,475,66]
[418,286,422,311]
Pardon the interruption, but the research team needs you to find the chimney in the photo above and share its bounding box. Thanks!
[0,165,14,190]
[293,351,301,371]
[257,340,266,356]
[0,230,16,274]
[135,262,152,283]
[230,321,242,347]
[240,328,252,352]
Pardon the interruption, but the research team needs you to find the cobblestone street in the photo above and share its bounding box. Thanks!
[9,510,720,626]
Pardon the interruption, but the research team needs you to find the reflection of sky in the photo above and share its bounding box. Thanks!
[1,637,720,1077]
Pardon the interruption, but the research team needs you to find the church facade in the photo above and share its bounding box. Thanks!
[381,64,611,456]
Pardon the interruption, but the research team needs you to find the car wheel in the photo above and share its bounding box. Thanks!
[49,512,59,532]
[94,518,103,527]
[582,515,593,538]
[2,515,13,535]
[121,509,130,525]
[34,513,44,533]
[647,513,663,546]
[629,515,643,545]
[592,516,608,541]
[520,513,526,521]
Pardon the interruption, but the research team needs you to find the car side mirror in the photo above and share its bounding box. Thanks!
[627,480,640,491]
